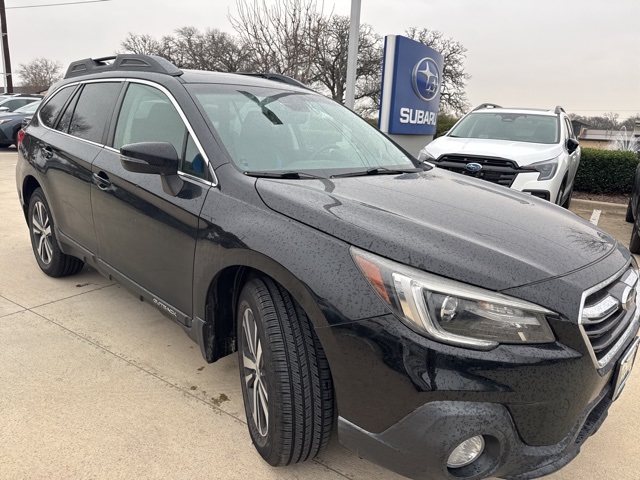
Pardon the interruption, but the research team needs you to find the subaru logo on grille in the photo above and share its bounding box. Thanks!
[621,286,637,311]
[412,57,440,102]
[465,162,483,173]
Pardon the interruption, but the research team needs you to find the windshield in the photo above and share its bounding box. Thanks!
[14,101,41,114]
[187,84,415,175]
[449,112,560,144]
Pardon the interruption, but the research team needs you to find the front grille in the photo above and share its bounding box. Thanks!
[434,154,523,187]
[580,265,640,368]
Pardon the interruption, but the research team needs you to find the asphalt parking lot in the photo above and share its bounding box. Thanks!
[1,149,638,480]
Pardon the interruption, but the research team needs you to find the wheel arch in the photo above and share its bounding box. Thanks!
[196,249,333,364]
[21,175,41,220]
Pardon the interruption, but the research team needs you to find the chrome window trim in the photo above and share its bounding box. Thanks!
[37,78,219,187]
[578,260,640,370]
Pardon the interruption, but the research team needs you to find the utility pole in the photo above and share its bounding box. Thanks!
[0,0,12,93]
[344,0,361,110]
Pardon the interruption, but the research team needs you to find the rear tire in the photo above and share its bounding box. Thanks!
[237,277,334,466]
[27,188,84,277]
[626,198,634,223]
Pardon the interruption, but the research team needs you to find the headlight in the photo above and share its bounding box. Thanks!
[352,247,556,349]
[417,148,436,163]
[522,157,559,181]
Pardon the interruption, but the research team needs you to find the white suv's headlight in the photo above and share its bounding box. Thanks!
[522,156,560,181]
[417,148,436,163]
[352,247,556,349]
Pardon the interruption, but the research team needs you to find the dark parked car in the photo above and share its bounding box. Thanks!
[0,94,41,113]
[626,164,640,253]
[15,55,640,480]
[0,100,41,147]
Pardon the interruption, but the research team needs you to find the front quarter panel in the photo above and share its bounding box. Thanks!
[192,164,387,328]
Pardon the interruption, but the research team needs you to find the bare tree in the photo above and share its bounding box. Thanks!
[120,28,246,73]
[120,33,164,56]
[162,27,247,72]
[405,27,471,115]
[570,112,622,131]
[17,58,63,92]
[313,15,382,106]
[229,0,325,83]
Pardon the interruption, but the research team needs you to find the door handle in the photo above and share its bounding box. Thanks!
[41,145,54,159]
[92,171,112,190]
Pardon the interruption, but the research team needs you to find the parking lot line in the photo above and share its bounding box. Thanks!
[589,209,602,226]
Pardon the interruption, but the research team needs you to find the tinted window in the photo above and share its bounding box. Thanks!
[40,86,74,128]
[69,82,122,144]
[564,118,576,140]
[182,134,207,179]
[114,83,186,155]
[57,90,80,134]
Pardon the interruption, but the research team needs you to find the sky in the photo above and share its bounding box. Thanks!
[4,0,639,119]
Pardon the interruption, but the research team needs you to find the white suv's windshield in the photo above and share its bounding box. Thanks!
[449,112,560,145]
[188,84,416,175]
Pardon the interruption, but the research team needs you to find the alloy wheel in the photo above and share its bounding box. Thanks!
[32,200,53,265]
[241,307,269,437]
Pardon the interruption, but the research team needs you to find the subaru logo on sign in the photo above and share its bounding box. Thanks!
[465,163,483,173]
[412,57,440,102]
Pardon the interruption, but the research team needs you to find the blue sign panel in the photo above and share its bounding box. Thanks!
[379,35,444,135]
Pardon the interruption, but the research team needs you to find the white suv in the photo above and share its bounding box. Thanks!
[419,104,581,207]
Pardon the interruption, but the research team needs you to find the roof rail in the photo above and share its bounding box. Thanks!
[64,54,183,79]
[554,106,566,115]
[236,72,310,90]
[473,103,502,111]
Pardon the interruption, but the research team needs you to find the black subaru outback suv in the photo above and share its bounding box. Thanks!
[15,55,639,480]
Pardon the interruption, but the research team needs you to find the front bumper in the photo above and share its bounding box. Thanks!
[339,383,614,480]
[510,171,562,203]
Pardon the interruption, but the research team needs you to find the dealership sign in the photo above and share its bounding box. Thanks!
[379,35,444,135]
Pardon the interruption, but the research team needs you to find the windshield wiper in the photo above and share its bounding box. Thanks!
[243,170,325,179]
[330,166,422,179]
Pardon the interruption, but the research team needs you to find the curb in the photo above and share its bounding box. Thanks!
[571,198,628,214]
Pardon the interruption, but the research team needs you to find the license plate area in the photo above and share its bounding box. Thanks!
[613,337,640,400]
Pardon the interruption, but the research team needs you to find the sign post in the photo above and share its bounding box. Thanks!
[379,35,443,155]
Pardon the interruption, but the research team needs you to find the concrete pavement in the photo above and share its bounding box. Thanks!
[1,150,638,479]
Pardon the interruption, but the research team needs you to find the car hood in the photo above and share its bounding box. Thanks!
[425,136,562,166]
[255,169,617,292]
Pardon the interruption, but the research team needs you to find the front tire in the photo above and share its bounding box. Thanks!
[555,181,566,207]
[626,198,634,223]
[630,222,640,254]
[237,277,334,466]
[27,188,84,277]
[561,185,573,209]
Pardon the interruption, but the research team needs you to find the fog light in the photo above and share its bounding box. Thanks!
[447,436,485,468]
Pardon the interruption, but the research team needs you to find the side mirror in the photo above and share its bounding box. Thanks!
[120,141,184,196]
[120,142,179,176]
[566,138,579,154]
[0,107,10,112]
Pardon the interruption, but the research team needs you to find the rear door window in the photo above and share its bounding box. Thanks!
[39,86,75,128]
[68,82,122,144]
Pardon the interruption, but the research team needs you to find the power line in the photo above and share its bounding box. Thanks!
[6,0,110,9]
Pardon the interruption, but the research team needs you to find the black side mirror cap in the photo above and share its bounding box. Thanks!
[567,138,579,154]
[120,141,179,176]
